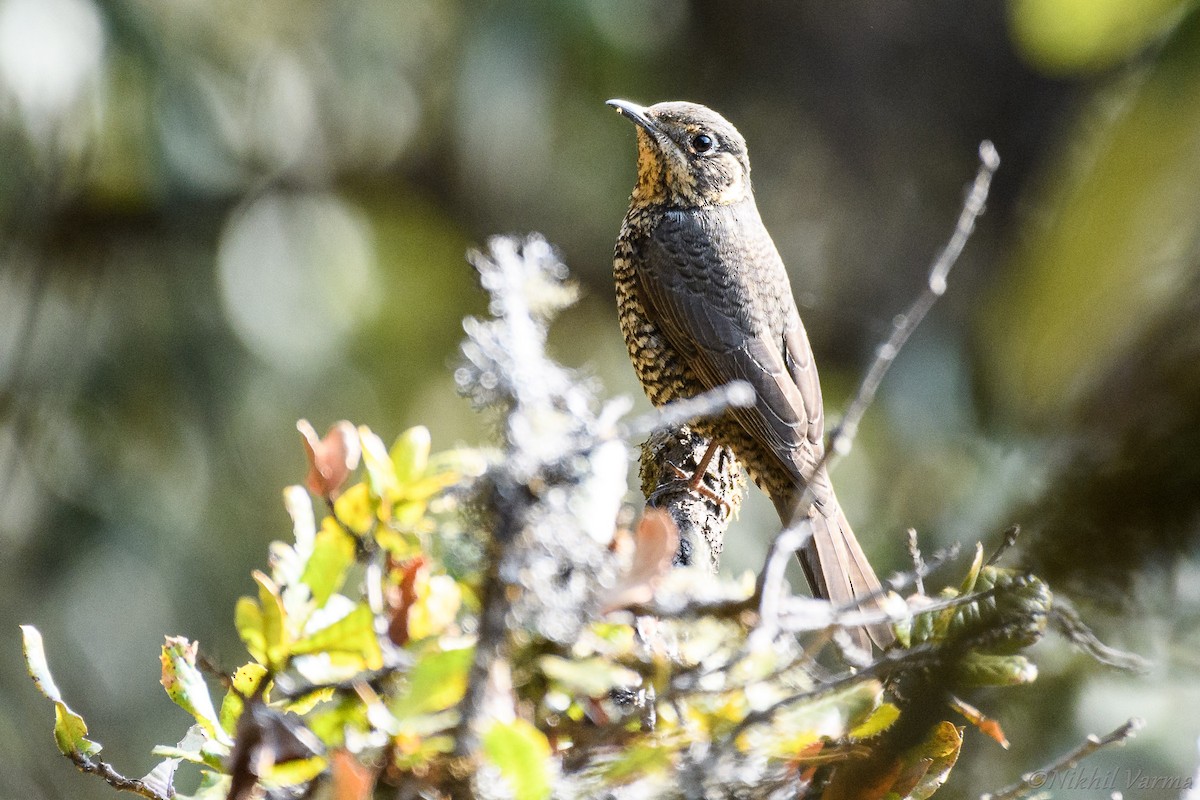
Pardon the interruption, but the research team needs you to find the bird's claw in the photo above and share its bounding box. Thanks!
[667,460,732,516]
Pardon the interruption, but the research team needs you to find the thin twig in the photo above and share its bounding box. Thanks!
[68,754,172,800]
[774,577,999,643]
[624,380,756,438]
[756,540,962,647]
[828,140,1000,458]
[985,524,1021,567]
[1050,598,1152,673]
[907,529,926,596]
[751,526,812,649]
[721,643,940,745]
[272,666,401,702]
[979,717,1145,800]
[764,141,1000,585]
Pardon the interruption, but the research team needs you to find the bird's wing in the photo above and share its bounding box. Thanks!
[636,202,822,490]
[640,204,895,650]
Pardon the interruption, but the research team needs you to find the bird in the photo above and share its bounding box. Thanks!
[607,98,893,649]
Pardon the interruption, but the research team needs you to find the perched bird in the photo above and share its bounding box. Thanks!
[608,99,893,649]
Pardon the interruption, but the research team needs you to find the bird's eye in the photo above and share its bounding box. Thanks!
[691,133,714,153]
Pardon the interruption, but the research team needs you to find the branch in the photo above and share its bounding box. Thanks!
[721,642,940,746]
[624,380,756,438]
[639,426,744,571]
[1049,597,1152,673]
[979,717,1145,800]
[906,529,927,595]
[828,140,1000,458]
[761,141,1000,622]
[67,754,172,800]
[450,235,628,786]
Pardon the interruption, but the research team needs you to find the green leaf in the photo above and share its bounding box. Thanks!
[850,702,901,740]
[539,655,640,698]
[263,755,328,787]
[283,686,335,716]
[332,483,374,535]
[53,703,101,758]
[21,625,102,758]
[391,646,474,719]
[359,426,400,501]
[898,721,963,800]
[305,694,367,748]
[219,663,269,734]
[956,654,1039,688]
[301,519,356,607]
[235,597,266,664]
[391,426,431,485]
[601,738,678,783]
[160,636,232,745]
[290,603,383,670]
[254,570,291,670]
[482,718,552,800]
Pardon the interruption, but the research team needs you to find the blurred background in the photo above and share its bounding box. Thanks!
[3,0,1200,797]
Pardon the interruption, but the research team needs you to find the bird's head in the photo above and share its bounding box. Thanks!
[607,99,752,208]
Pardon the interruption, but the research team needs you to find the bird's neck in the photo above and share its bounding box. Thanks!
[633,136,668,206]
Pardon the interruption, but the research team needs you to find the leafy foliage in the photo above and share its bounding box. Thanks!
[21,237,1062,800]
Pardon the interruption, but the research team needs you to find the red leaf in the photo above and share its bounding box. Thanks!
[386,556,427,647]
[298,419,361,500]
[950,695,1010,749]
[332,749,376,800]
[603,509,679,612]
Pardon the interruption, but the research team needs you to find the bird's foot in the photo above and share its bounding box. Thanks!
[667,447,732,517]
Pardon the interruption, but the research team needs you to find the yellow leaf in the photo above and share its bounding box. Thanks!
[407,574,462,641]
[235,597,266,664]
[390,426,431,486]
[254,571,291,670]
[160,637,231,746]
[291,604,383,671]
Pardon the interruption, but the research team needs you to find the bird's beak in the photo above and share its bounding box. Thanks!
[606,99,658,135]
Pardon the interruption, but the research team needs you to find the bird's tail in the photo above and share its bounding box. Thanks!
[790,499,896,652]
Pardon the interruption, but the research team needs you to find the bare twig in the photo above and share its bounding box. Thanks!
[67,754,172,800]
[272,667,401,703]
[986,524,1021,567]
[907,529,926,596]
[625,380,756,438]
[764,141,1000,598]
[754,535,961,649]
[721,642,940,746]
[828,140,1000,458]
[1050,597,1152,673]
[979,717,1145,800]
[751,525,812,648]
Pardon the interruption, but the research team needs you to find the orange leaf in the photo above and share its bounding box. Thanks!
[950,695,1010,749]
[332,749,376,800]
[603,509,679,612]
[298,419,361,500]
[386,556,427,647]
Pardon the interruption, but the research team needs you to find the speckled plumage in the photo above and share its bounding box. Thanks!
[609,100,892,648]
